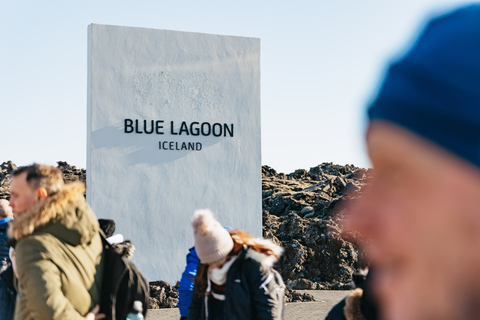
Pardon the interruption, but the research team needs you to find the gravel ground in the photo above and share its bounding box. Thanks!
[145,290,350,320]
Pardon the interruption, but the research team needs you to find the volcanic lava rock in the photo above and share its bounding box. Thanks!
[56,161,86,183]
[0,161,17,200]
[284,288,316,302]
[262,163,371,290]
[148,280,179,309]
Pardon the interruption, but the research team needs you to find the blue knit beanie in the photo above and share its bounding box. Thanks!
[368,5,480,167]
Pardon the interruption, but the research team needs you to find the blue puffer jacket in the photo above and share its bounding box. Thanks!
[178,247,200,317]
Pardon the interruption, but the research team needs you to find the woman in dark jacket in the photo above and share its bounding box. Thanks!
[188,209,285,320]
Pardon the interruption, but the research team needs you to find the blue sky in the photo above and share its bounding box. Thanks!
[1,1,474,173]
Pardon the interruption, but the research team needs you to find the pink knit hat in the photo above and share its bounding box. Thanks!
[192,209,234,264]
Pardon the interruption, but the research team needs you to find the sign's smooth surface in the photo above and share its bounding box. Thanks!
[87,24,261,283]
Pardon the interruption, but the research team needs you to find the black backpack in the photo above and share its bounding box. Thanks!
[99,233,149,320]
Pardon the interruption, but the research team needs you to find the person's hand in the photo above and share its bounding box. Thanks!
[85,305,106,320]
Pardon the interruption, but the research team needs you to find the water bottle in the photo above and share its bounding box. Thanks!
[126,300,144,320]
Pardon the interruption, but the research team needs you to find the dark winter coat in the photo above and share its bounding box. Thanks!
[8,182,104,320]
[0,265,16,320]
[188,242,285,320]
[0,223,10,267]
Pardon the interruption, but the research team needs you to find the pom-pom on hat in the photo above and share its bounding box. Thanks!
[192,209,234,264]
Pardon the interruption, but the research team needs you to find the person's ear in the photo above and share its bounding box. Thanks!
[37,187,48,200]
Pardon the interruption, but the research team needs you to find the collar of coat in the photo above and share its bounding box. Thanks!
[344,288,365,320]
[8,182,92,242]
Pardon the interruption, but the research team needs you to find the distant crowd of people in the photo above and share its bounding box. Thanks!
[2,4,480,320]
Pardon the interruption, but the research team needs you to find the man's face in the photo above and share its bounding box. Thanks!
[345,121,480,320]
[9,172,39,218]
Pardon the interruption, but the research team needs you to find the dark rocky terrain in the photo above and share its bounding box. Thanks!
[0,160,370,308]
[262,164,371,291]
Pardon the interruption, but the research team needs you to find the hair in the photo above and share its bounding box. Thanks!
[98,219,116,238]
[12,164,64,195]
[229,229,281,260]
[194,229,280,297]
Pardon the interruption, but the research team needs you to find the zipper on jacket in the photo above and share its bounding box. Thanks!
[204,295,209,319]
[259,273,274,292]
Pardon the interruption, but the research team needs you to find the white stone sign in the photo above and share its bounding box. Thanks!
[87,24,261,283]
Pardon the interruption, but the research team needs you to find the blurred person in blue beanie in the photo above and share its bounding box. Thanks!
[344,4,480,320]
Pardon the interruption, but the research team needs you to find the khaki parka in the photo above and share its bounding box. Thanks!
[8,182,104,320]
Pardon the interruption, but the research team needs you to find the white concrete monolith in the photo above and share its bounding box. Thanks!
[87,24,261,283]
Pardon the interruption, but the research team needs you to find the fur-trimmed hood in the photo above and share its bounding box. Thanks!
[244,238,284,269]
[8,182,99,245]
[344,288,366,320]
